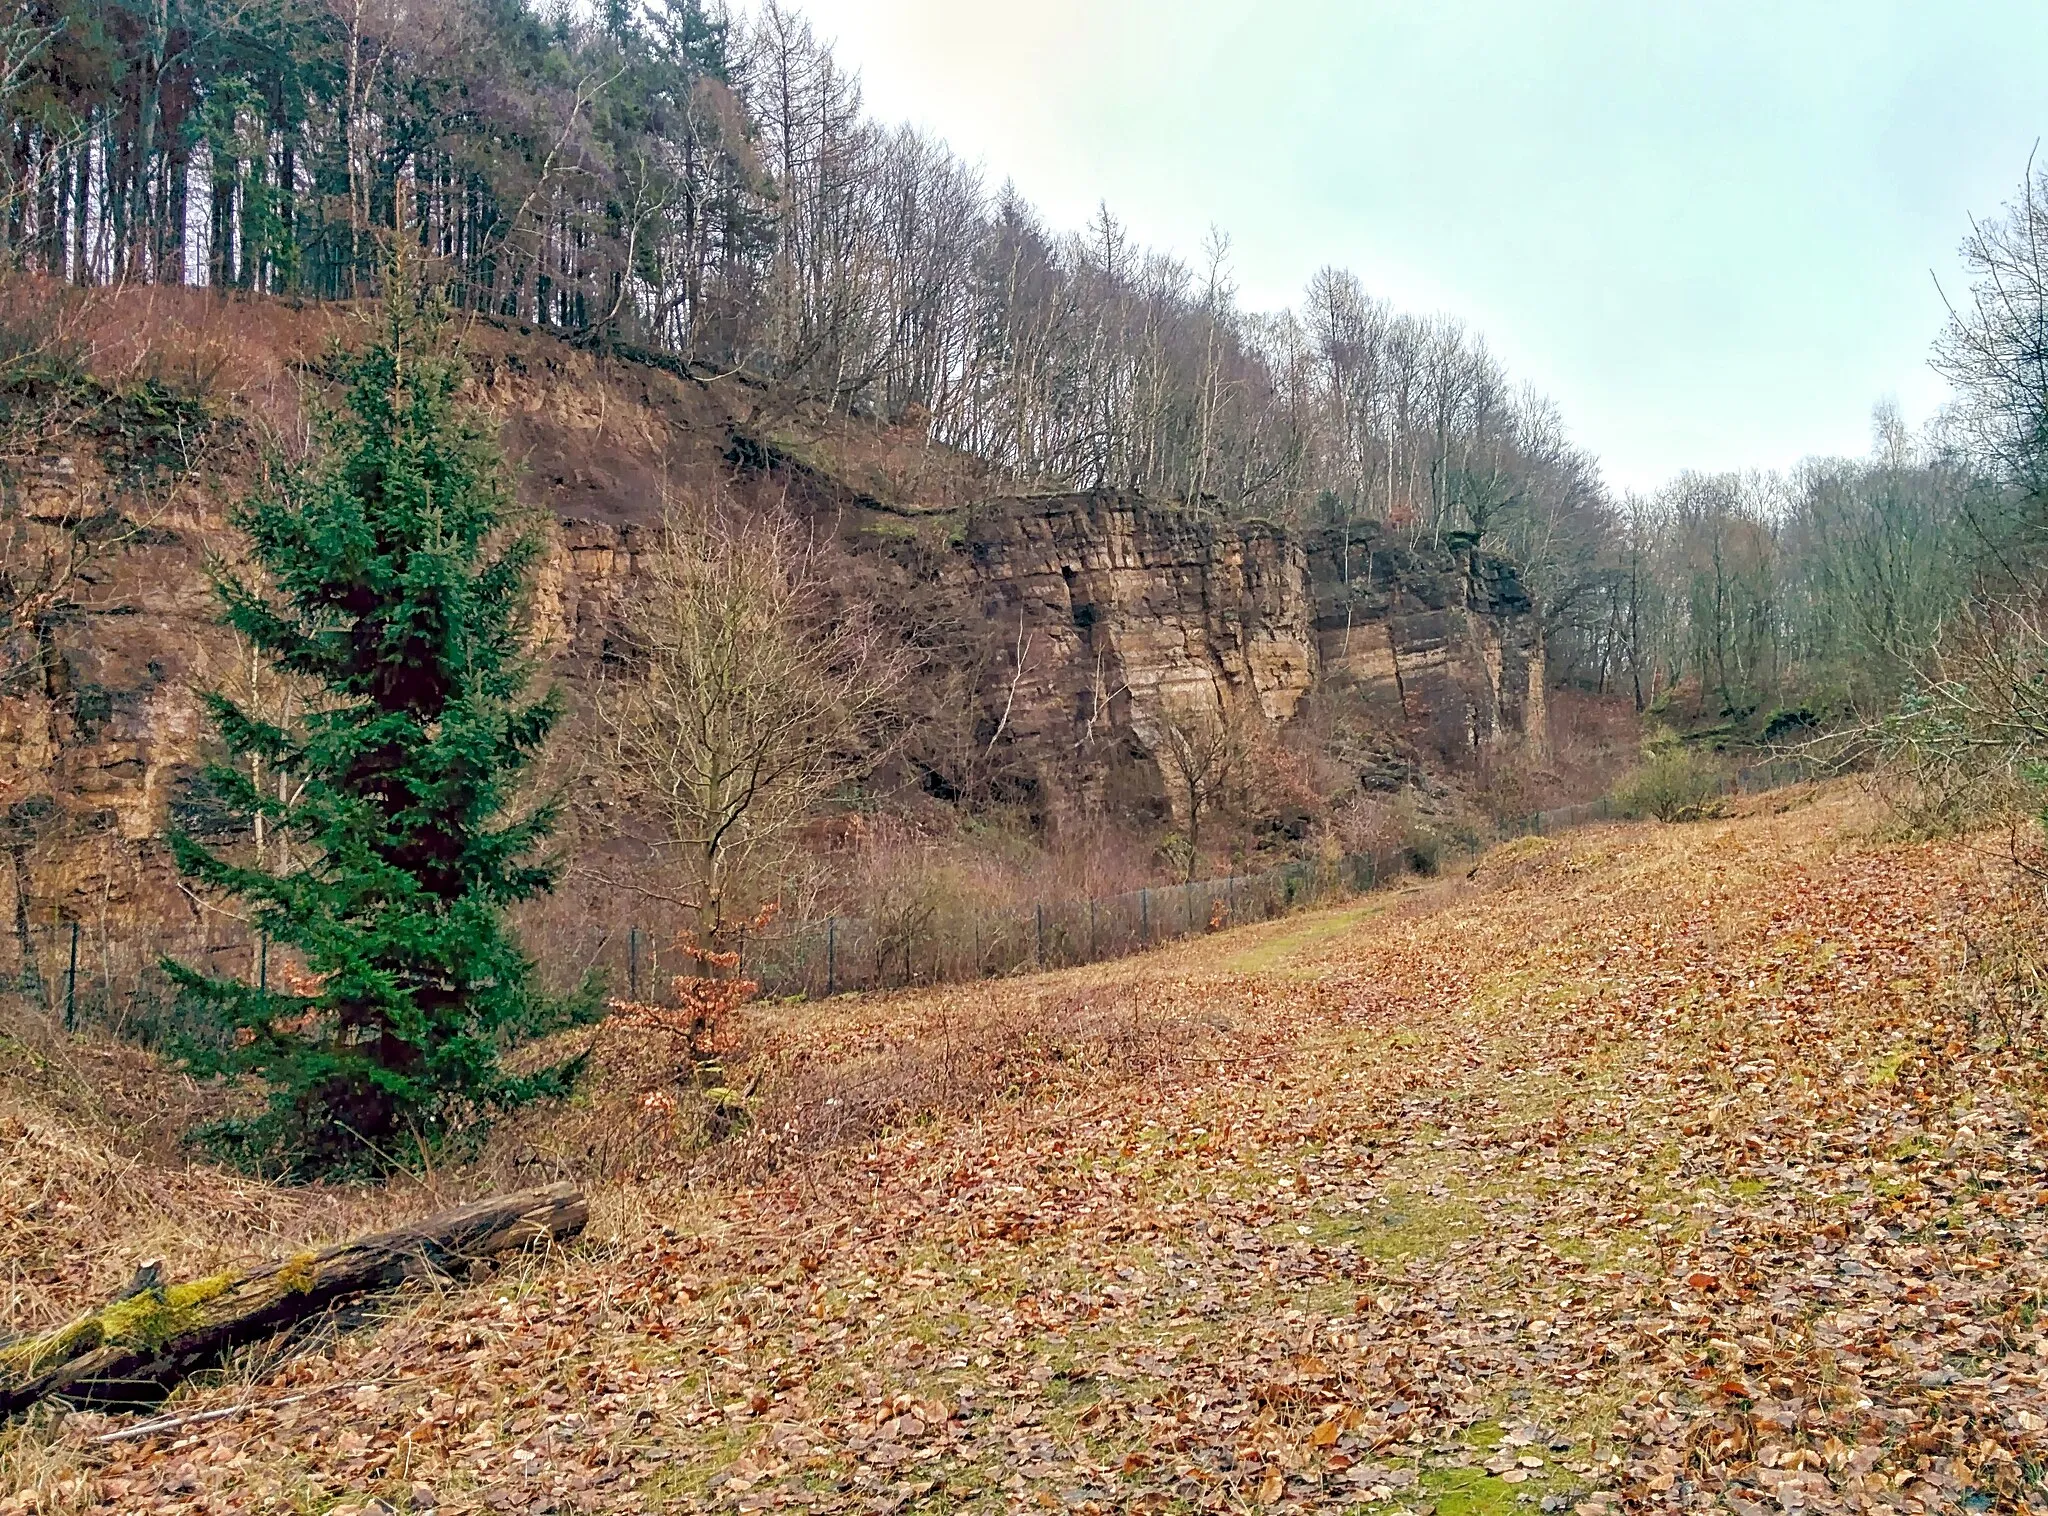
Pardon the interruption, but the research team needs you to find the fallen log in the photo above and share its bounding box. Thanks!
[1,1182,586,1418]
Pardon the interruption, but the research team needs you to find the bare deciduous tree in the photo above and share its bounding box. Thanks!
[600,497,910,938]
[1154,696,1245,882]
[0,0,1607,593]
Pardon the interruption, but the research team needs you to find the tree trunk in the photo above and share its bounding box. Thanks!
[0,1184,587,1418]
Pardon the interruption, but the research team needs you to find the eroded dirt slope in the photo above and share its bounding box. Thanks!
[6,786,2046,1515]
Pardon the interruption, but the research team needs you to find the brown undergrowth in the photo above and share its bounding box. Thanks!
[494,972,1249,1189]
[6,784,2048,1516]
[0,1007,414,1364]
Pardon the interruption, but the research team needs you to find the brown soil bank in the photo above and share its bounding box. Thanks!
[2,279,1545,988]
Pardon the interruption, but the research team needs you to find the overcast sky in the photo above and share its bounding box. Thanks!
[770,0,2048,492]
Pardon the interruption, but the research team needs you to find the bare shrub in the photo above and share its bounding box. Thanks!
[1451,692,1642,829]
[1471,750,1548,826]
[1543,689,1644,798]
[1875,601,2048,836]
[1318,794,1405,858]
[841,817,996,982]
[823,813,1162,983]
[1918,821,2048,1057]
[1153,699,1248,881]
[1612,741,1730,822]
[1313,792,1452,872]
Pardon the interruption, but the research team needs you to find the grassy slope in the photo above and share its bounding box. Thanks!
[5,785,2048,1515]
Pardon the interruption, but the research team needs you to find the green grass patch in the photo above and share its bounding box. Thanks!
[636,1417,756,1509]
[1418,1466,1540,1516]
[1303,1189,1482,1264]
[1223,899,1394,975]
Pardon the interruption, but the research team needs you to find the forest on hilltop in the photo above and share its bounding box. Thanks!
[9,0,2046,726]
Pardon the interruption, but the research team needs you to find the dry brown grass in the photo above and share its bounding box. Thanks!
[0,272,995,520]
[0,1003,423,1337]
[0,275,329,439]
[0,943,1229,1332]
[736,975,1220,1163]
[476,960,1237,1196]
[10,785,2048,1514]
[0,919,1265,1511]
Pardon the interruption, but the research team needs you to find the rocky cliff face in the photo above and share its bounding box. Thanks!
[1306,524,1545,759]
[0,306,1543,980]
[953,495,1313,816]
[2,383,243,981]
[950,497,1543,821]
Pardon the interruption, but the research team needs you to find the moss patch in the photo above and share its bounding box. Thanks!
[0,1318,105,1377]
[1224,899,1392,975]
[275,1252,318,1294]
[1314,1189,1482,1264]
[97,1272,237,1352]
[1,1272,239,1377]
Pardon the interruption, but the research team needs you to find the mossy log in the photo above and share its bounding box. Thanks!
[0,1182,586,1418]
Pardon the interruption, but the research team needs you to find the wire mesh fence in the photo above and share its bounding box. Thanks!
[2,914,261,1055]
[2,756,1826,1047]
[737,847,1408,1000]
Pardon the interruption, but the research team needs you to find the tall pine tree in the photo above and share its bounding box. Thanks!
[171,277,590,1177]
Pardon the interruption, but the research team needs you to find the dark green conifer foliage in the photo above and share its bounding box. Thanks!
[170,280,590,1177]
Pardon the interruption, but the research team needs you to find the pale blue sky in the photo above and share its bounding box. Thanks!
[784,0,2048,491]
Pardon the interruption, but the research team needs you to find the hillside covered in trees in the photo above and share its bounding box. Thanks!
[8,0,2039,725]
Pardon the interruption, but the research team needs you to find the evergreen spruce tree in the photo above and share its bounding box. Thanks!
[171,278,591,1177]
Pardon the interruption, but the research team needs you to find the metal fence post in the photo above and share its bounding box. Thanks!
[64,921,79,1032]
[628,926,640,1001]
[1036,902,1045,966]
[259,933,269,996]
[1089,898,1098,961]
[1141,888,1149,946]
[825,917,837,996]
